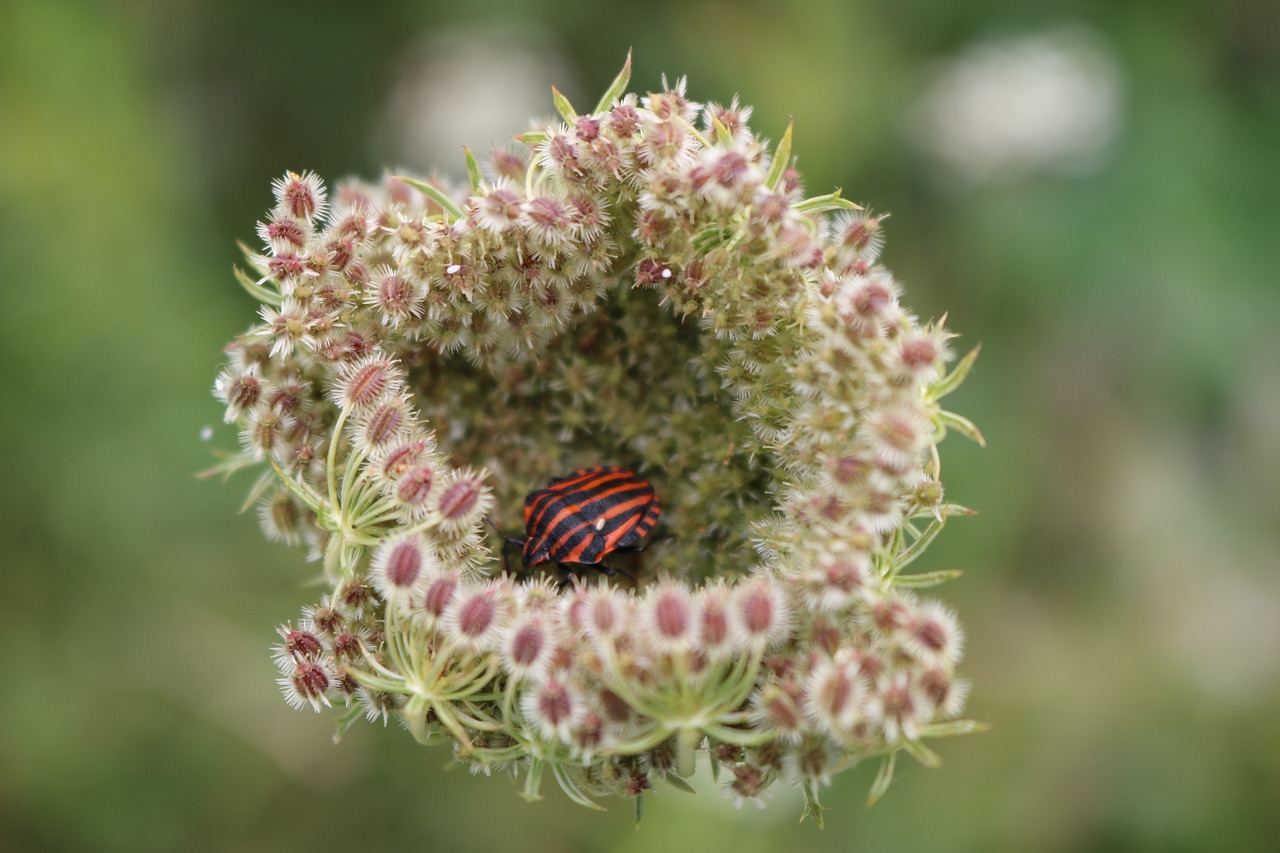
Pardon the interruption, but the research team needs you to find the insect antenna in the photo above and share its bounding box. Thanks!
[485,515,525,577]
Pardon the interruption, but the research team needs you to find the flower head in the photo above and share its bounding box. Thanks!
[213,58,981,817]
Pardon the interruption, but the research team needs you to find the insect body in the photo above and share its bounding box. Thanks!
[490,466,661,582]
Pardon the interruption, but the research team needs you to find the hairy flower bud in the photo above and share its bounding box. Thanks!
[370,534,435,603]
[443,584,510,651]
[330,355,401,411]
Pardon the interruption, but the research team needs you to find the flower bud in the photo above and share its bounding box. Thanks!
[804,656,863,735]
[259,491,305,545]
[475,181,524,234]
[419,571,460,624]
[521,677,581,743]
[272,170,327,223]
[375,439,435,483]
[370,533,435,604]
[576,587,629,640]
[443,584,509,651]
[641,583,695,653]
[500,615,555,680]
[352,395,415,453]
[213,364,263,423]
[903,600,964,667]
[434,469,491,531]
[330,355,401,411]
[735,580,792,649]
[696,583,740,661]
[278,660,332,712]
[369,267,424,326]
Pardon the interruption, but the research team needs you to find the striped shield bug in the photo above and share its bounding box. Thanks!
[488,465,661,584]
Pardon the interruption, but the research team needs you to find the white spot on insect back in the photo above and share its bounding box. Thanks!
[595,517,606,531]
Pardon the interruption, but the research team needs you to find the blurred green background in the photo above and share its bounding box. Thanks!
[2,0,1278,850]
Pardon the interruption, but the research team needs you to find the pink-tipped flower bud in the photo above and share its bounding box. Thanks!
[804,656,863,735]
[278,660,332,712]
[903,600,965,667]
[576,588,628,640]
[521,195,578,248]
[735,580,792,649]
[642,583,695,653]
[638,119,692,167]
[727,763,772,810]
[256,214,310,255]
[754,685,804,737]
[874,673,930,744]
[781,737,841,788]
[490,148,527,181]
[521,677,581,743]
[335,579,374,619]
[607,100,640,136]
[273,623,325,667]
[331,630,366,663]
[475,182,524,234]
[705,97,753,141]
[709,149,752,192]
[330,355,401,411]
[812,550,872,610]
[888,329,951,387]
[851,648,886,686]
[634,258,674,287]
[302,598,344,637]
[500,615,555,680]
[573,115,601,141]
[239,406,294,462]
[259,491,304,545]
[376,439,434,483]
[868,593,914,636]
[434,470,491,531]
[539,131,582,177]
[369,268,423,326]
[827,452,871,487]
[419,571,460,624]
[353,395,415,452]
[370,533,435,603]
[391,463,439,519]
[443,584,509,651]
[863,406,928,473]
[834,211,886,265]
[213,364,263,423]
[920,667,970,719]
[272,170,328,223]
[838,273,900,339]
[696,583,740,661]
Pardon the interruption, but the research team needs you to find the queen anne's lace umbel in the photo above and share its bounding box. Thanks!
[211,57,985,820]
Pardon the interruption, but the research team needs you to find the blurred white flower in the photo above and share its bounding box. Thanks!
[376,22,582,177]
[907,26,1124,182]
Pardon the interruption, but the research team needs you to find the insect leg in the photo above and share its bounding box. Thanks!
[614,529,668,554]
[555,565,583,593]
[563,561,636,584]
[601,562,637,583]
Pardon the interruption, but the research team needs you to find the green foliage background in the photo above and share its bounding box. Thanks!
[2,0,1277,850]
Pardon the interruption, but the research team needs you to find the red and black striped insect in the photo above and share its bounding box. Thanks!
[488,466,661,583]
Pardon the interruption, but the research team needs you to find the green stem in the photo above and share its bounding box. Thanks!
[676,727,701,777]
[326,406,351,516]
